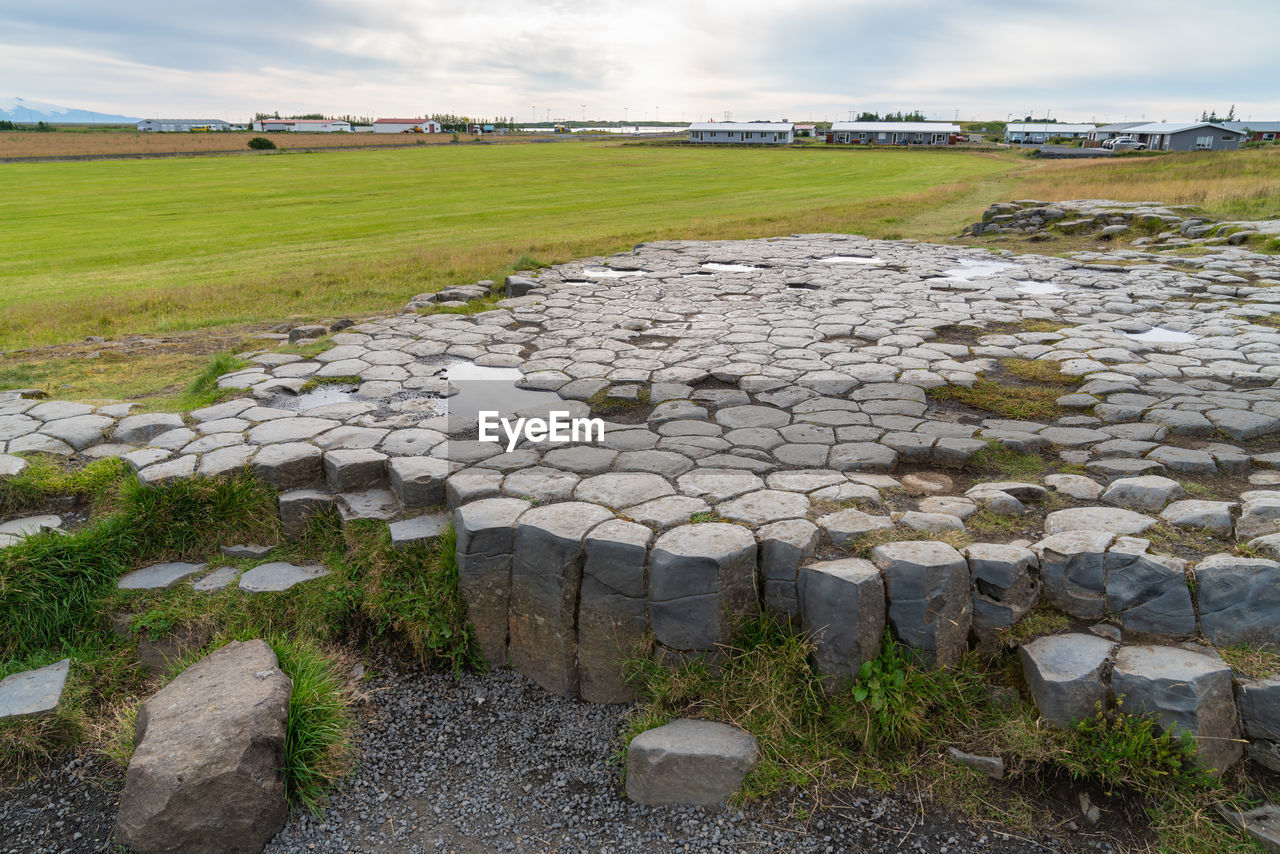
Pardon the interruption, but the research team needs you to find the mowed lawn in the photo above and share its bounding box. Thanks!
[0,142,1018,350]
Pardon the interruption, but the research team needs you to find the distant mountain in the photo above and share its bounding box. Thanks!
[0,97,140,124]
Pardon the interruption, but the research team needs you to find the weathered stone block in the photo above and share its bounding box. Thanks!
[1019,633,1115,728]
[648,523,758,652]
[1111,645,1242,776]
[626,719,757,806]
[798,558,885,687]
[454,497,531,667]
[870,540,970,667]
[1194,554,1280,646]
[508,502,612,697]
[577,519,652,704]
[1033,531,1115,619]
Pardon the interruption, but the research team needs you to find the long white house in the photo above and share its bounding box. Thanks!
[372,118,443,133]
[688,122,794,144]
[137,119,233,132]
[1004,122,1096,144]
[252,119,352,132]
[828,122,960,146]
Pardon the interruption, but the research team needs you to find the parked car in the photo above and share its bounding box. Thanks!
[1110,137,1147,151]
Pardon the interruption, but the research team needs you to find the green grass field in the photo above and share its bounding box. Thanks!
[0,143,1019,351]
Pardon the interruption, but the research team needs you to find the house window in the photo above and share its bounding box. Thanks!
[1264,133,1275,140]
[1222,136,1234,141]
[1195,135,1213,149]
[877,133,886,141]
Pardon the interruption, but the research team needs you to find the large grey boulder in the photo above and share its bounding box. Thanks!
[115,640,292,854]
[870,541,970,667]
[626,719,758,806]
[1111,645,1242,776]
[454,498,531,667]
[0,658,70,720]
[1033,531,1114,619]
[648,523,757,652]
[798,558,885,687]
[576,519,652,704]
[1104,538,1194,638]
[965,543,1039,634]
[508,502,613,697]
[1019,633,1115,728]
[1194,553,1280,646]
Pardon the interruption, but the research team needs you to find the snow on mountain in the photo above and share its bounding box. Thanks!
[0,97,140,124]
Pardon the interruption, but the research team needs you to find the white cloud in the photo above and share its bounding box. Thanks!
[0,0,1276,121]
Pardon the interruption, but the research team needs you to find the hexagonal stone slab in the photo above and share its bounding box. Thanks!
[454,497,533,666]
[1194,553,1280,646]
[238,562,331,593]
[715,489,809,527]
[1032,531,1115,619]
[1100,476,1185,513]
[508,502,613,697]
[578,519,652,704]
[574,472,674,509]
[1044,507,1155,536]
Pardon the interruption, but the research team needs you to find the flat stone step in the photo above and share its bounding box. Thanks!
[238,562,330,593]
[0,514,63,547]
[117,561,207,590]
[0,658,71,720]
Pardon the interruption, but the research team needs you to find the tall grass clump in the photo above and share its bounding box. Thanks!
[0,455,128,517]
[172,352,248,410]
[269,636,352,812]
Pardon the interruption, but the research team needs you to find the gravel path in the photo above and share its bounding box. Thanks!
[1,663,1120,853]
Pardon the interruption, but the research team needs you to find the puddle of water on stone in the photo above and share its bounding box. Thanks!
[1015,281,1065,294]
[583,268,647,279]
[1125,327,1198,343]
[817,256,884,265]
[702,263,759,272]
[444,362,564,421]
[278,384,359,410]
[933,258,1020,281]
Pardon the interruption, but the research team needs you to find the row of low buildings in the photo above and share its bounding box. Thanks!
[687,119,1276,152]
[136,117,448,133]
[1004,120,1280,152]
[687,121,964,146]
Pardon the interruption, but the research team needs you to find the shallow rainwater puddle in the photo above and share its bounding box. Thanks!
[818,256,884,265]
[445,362,563,420]
[1015,281,1065,294]
[683,273,715,279]
[702,263,759,272]
[279,384,358,410]
[583,268,647,279]
[933,258,1020,281]
[1125,327,1198,343]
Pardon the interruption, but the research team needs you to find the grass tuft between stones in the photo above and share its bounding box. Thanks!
[928,379,1068,421]
[623,615,1253,852]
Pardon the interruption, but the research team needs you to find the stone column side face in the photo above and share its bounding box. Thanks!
[454,498,532,668]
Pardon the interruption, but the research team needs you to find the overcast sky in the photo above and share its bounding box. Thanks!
[3,0,1277,123]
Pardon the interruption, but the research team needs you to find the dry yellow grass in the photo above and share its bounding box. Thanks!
[1009,147,1280,220]
[0,130,477,158]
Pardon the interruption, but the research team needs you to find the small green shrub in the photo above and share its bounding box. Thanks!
[248,136,277,150]
[1062,702,1209,794]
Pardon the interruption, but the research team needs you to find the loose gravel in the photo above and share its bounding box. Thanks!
[2,663,1120,853]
